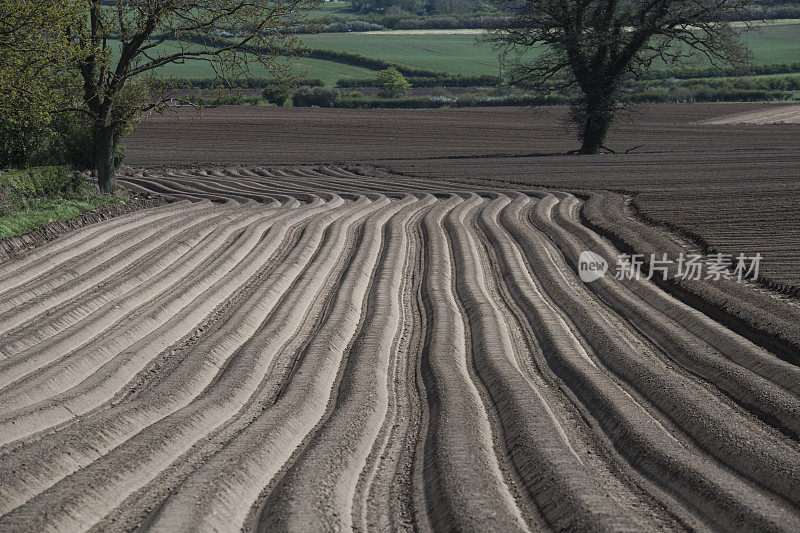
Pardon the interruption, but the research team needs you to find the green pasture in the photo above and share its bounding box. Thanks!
[112,22,800,83]
[302,23,800,76]
[110,40,375,85]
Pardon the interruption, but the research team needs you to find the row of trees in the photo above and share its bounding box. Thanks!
[1,0,316,192]
[349,0,499,15]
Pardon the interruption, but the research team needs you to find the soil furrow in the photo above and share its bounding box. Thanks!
[2,172,797,532]
[0,197,376,525]
[499,199,800,531]
[418,193,529,532]
[253,195,428,531]
[140,196,399,532]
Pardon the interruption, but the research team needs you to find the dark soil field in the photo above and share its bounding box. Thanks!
[3,104,799,532]
[126,103,800,288]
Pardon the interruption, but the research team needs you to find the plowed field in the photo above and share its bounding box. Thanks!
[2,167,799,531]
[124,103,800,290]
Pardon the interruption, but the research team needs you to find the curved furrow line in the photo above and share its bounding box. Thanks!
[0,207,243,347]
[0,206,294,426]
[243,169,371,197]
[0,195,376,525]
[309,168,435,195]
[0,204,274,391]
[474,195,696,530]
[1,184,797,531]
[455,193,650,530]
[552,194,800,400]
[314,167,445,193]
[417,193,529,532]
[301,169,414,194]
[218,169,322,202]
[140,171,280,205]
[0,195,350,519]
[0,206,271,360]
[348,200,429,533]
[0,203,243,336]
[246,167,406,198]
[252,195,430,532]
[0,200,200,296]
[135,196,404,533]
[0,201,316,438]
[116,177,206,201]
[130,170,292,205]
[92,196,375,533]
[498,198,800,530]
[527,195,800,497]
[113,179,155,196]
[145,171,277,204]
[70,195,389,532]
[140,176,238,203]
[102,193,377,532]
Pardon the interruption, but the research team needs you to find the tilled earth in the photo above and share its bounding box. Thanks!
[1,166,799,531]
[124,103,800,289]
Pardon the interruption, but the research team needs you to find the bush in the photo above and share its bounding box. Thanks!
[0,120,53,169]
[324,20,385,32]
[340,90,365,99]
[0,166,80,215]
[262,83,292,105]
[375,67,411,98]
[337,74,498,89]
[291,86,341,107]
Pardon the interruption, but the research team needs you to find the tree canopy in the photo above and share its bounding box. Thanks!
[73,0,318,192]
[0,0,86,166]
[488,0,752,153]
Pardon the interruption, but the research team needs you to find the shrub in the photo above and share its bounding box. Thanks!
[455,93,476,107]
[262,83,292,105]
[291,86,341,107]
[324,20,385,32]
[428,95,456,107]
[375,67,411,98]
[430,87,454,98]
[340,90,365,99]
[0,166,80,215]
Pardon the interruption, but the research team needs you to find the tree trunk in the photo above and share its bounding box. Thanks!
[579,119,607,154]
[578,91,614,155]
[94,124,116,193]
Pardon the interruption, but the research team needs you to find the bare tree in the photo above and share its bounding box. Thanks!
[74,0,316,192]
[487,0,752,154]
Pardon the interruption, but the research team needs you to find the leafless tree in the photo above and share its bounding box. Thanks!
[487,0,752,153]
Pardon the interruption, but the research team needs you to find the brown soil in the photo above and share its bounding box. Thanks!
[125,103,800,288]
[2,104,798,531]
[2,177,799,532]
[700,104,800,124]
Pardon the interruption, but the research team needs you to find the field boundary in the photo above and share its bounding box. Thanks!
[0,195,168,262]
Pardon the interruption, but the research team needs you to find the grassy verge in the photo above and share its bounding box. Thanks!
[0,167,129,239]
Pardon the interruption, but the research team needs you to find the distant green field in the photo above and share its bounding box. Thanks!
[302,23,800,77]
[148,55,375,85]
[741,24,800,64]
[111,41,375,85]
[116,22,800,84]
[303,33,505,76]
